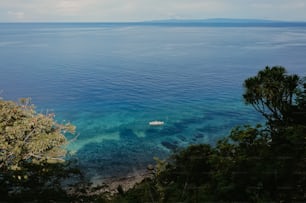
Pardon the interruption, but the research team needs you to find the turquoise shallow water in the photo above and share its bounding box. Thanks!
[1,23,306,178]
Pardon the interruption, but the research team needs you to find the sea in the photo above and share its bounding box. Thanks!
[1,22,306,179]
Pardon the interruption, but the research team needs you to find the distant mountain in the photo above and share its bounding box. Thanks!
[151,18,281,23]
[143,18,306,27]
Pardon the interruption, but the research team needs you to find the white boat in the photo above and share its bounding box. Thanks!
[149,121,164,126]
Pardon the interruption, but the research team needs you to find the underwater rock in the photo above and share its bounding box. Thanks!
[173,122,187,130]
[178,135,187,141]
[119,128,138,140]
[161,141,178,151]
[145,128,160,137]
[195,133,205,139]
[160,126,182,136]
[76,138,169,179]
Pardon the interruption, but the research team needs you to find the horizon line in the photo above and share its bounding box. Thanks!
[1,18,306,24]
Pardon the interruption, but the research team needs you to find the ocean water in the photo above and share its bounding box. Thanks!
[1,23,306,179]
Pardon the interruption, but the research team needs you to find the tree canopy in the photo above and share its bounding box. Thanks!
[0,98,83,201]
[243,66,306,127]
[0,98,75,171]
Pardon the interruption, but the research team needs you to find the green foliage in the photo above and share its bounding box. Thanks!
[243,66,301,127]
[112,178,158,203]
[0,98,87,201]
[1,160,80,202]
[0,98,75,171]
[117,66,306,202]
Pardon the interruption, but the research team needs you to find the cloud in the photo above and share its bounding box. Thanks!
[7,11,25,20]
[56,1,81,13]
[251,1,305,9]
[279,1,305,9]
[248,1,306,20]
[0,0,306,22]
[55,0,99,15]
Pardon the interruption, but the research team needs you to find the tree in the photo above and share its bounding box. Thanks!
[0,98,78,201]
[0,98,75,171]
[243,66,301,127]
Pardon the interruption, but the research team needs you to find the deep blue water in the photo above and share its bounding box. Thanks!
[1,23,306,179]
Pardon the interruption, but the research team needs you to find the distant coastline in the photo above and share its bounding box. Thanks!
[139,19,306,27]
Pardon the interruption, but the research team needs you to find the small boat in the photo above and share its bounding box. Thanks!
[149,121,164,126]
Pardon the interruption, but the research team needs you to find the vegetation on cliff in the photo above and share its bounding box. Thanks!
[0,98,81,201]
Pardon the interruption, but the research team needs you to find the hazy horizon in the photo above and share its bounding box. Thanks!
[1,0,306,23]
[1,18,306,24]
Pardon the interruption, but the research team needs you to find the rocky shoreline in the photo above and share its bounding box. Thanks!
[90,169,151,195]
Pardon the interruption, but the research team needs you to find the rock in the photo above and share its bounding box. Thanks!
[161,141,178,151]
[195,133,204,139]
[147,164,154,171]
[178,135,187,141]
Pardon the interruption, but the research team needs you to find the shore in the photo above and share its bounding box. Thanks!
[90,169,151,195]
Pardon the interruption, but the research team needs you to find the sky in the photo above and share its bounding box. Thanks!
[0,0,306,22]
